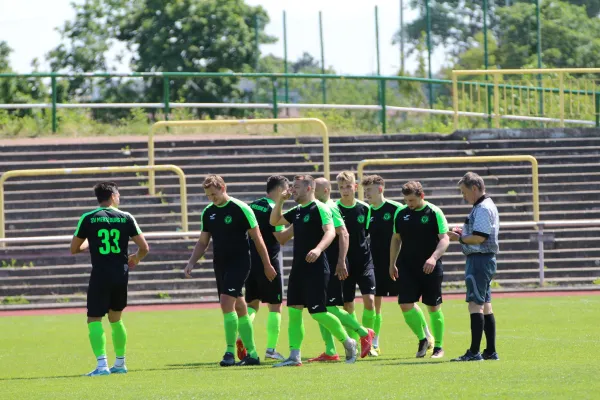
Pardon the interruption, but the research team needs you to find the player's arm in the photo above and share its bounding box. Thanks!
[424,208,451,274]
[306,223,335,263]
[184,231,211,278]
[248,226,277,281]
[270,190,291,226]
[423,233,450,274]
[273,225,294,245]
[389,233,401,281]
[128,234,150,269]
[71,214,89,254]
[335,225,349,280]
[70,237,89,254]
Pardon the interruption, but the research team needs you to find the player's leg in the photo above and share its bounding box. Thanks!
[262,267,285,360]
[85,276,110,376]
[215,266,241,366]
[452,255,490,362]
[308,270,358,364]
[310,276,343,362]
[373,295,383,355]
[372,266,395,355]
[482,256,498,360]
[107,282,128,373]
[398,269,428,358]
[274,271,305,367]
[228,267,259,366]
[358,268,376,330]
[239,270,260,361]
[342,275,361,342]
[422,273,445,359]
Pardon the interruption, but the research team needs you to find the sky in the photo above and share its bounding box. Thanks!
[0,0,442,76]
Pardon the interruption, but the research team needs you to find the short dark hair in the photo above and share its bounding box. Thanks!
[458,172,485,192]
[294,174,315,187]
[94,182,118,203]
[402,181,424,196]
[361,175,385,187]
[266,175,289,193]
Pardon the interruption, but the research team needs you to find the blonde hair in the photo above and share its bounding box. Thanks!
[203,174,226,189]
[336,170,356,185]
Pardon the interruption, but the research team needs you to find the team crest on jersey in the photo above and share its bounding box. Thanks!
[303,214,310,223]
[224,215,233,224]
[421,215,429,224]
[383,212,392,221]
[357,215,365,224]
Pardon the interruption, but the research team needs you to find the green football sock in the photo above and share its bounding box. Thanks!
[402,308,427,341]
[319,323,337,356]
[88,321,107,358]
[266,311,281,350]
[238,315,258,358]
[110,320,127,357]
[374,312,382,337]
[288,308,305,351]
[327,306,368,337]
[247,306,257,324]
[223,311,238,354]
[362,308,375,330]
[429,310,445,348]
[347,311,361,341]
[311,312,348,342]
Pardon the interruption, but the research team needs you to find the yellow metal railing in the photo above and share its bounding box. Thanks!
[452,68,600,129]
[148,118,330,195]
[0,165,189,241]
[357,155,540,222]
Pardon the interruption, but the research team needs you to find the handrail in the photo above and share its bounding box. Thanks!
[2,219,599,245]
[357,155,540,222]
[0,165,189,242]
[148,118,330,195]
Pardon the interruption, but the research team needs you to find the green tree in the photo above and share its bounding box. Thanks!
[496,1,600,69]
[398,0,600,66]
[47,0,275,115]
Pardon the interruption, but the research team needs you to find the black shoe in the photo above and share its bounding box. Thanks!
[482,350,500,361]
[451,349,484,362]
[431,347,444,359]
[236,355,260,366]
[220,352,235,367]
[416,338,429,358]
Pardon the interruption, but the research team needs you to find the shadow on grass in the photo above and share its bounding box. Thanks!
[0,374,85,382]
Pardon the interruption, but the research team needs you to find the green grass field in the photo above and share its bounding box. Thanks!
[1,295,599,400]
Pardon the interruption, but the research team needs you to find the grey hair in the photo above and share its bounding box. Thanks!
[458,172,485,192]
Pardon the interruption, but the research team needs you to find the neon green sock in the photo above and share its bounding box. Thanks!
[362,308,375,330]
[266,311,281,350]
[247,306,257,324]
[223,311,238,354]
[311,312,349,342]
[88,321,106,358]
[318,323,337,356]
[327,306,368,337]
[238,315,258,358]
[347,311,361,341]
[402,308,427,340]
[288,308,305,351]
[110,320,127,357]
[429,310,445,348]
[374,313,382,337]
